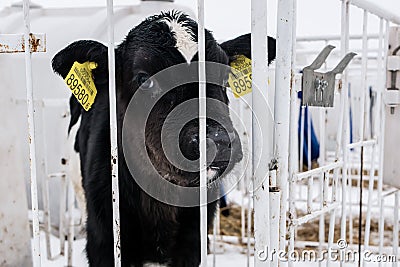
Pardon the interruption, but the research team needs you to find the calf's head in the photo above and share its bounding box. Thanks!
[52,11,276,204]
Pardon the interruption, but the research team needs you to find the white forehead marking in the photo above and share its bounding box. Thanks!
[162,16,198,63]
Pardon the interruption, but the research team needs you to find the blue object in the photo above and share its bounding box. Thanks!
[298,91,320,162]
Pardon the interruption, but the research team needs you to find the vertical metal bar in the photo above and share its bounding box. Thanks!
[239,100,246,243]
[269,170,279,267]
[269,190,281,267]
[319,172,325,265]
[246,191,252,267]
[319,111,326,264]
[42,175,52,260]
[360,10,368,142]
[323,172,329,206]
[40,109,53,260]
[363,146,375,252]
[319,111,326,165]
[374,19,384,141]
[288,2,298,266]
[244,90,253,267]
[241,162,246,242]
[274,0,294,254]
[251,0,271,265]
[299,107,305,171]
[106,1,121,266]
[340,0,350,255]
[197,1,208,266]
[307,175,313,213]
[378,20,390,267]
[379,197,385,267]
[393,192,399,267]
[67,179,75,267]
[60,175,67,256]
[22,0,41,265]
[358,12,368,267]
[327,168,339,267]
[212,211,217,267]
[307,110,312,171]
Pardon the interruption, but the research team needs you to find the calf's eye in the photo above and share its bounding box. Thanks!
[137,72,154,90]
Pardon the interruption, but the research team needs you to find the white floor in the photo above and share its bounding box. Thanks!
[35,232,397,267]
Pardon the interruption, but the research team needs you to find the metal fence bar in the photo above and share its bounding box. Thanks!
[287,1,298,264]
[22,0,41,265]
[359,11,368,143]
[335,4,351,254]
[378,19,390,267]
[42,174,52,260]
[347,139,376,149]
[67,179,75,266]
[251,0,271,265]
[293,203,340,226]
[319,171,325,260]
[296,33,379,42]
[350,0,400,25]
[299,107,305,171]
[294,161,342,180]
[393,192,399,267]
[106,0,121,266]
[327,170,339,267]
[269,171,280,267]
[197,0,208,266]
[274,0,294,254]
[307,110,311,172]
[60,175,67,256]
[363,145,375,250]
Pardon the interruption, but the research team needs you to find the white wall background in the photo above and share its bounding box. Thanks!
[1,0,400,40]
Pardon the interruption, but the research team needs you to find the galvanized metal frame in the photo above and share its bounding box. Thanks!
[22,1,41,266]
[274,0,295,256]
[197,0,208,266]
[251,0,272,266]
[106,1,121,266]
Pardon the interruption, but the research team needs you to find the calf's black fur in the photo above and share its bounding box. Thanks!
[52,11,275,267]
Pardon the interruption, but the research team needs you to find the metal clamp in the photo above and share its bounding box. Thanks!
[302,45,356,107]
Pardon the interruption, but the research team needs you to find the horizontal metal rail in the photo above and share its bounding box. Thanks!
[350,0,400,25]
[347,139,377,149]
[293,202,341,226]
[297,33,380,42]
[294,161,343,181]
[0,33,46,53]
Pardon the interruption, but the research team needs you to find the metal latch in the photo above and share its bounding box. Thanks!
[384,47,400,113]
[302,45,356,107]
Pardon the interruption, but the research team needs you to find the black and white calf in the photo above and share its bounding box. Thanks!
[52,11,276,267]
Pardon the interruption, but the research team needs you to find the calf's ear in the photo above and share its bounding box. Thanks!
[52,40,109,134]
[52,40,109,85]
[220,33,276,65]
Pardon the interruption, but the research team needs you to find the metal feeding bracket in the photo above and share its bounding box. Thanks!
[302,45,356,107]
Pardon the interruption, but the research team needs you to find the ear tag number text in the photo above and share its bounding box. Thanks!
[64,61,98,111]
[228,55,252,98]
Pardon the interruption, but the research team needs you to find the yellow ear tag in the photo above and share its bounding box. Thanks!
[227,55,252,98]
[64,61,98,111]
